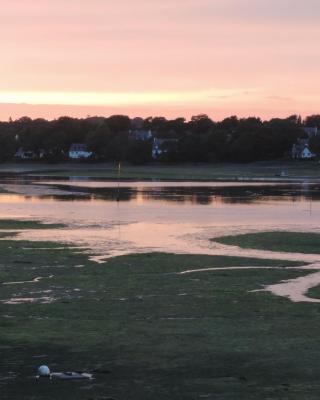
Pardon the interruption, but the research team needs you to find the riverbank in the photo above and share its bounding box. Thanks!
[0,161,319,182]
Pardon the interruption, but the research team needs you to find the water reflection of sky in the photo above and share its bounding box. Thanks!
[1,180,320,205]
[0,180,320,262]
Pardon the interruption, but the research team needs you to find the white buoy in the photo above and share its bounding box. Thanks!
[38,365,50,377]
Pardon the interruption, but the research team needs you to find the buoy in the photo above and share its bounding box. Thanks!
[38,365,50,377]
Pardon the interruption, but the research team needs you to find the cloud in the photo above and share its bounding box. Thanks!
[265,95,295,102]
[0,0,319,119]
[183,0,320,24]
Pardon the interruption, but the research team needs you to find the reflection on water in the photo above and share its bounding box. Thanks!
[1,179,320,205]
[0,179,320,263]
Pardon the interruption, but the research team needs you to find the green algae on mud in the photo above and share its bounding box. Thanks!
[0,232,16,238]
[15,160,320,181]
[0,219,66,230]
[2,235,320,399]
[213,231,320,254]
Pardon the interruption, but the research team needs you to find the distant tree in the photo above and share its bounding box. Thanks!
[166,118,186,137]
[127,140,152,164]
[189,114,214,135]
[131,117,144,129]
[0,123,16,162]
[143,117,168,136]
[309,136,320,157]
[287,114,302,125]
[256,119,302,160]
[51,116,86,151]
[106,115,131,133]
[0,113,314,164]
[179,133,211,162]
[217,116,239,132]
[238,117,262,132]
[304,115,320,128]
[107,131,130,162]
[85,123,112,160]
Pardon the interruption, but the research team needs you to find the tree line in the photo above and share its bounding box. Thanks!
[0,113,319,163]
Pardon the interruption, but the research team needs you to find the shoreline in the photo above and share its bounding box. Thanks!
[0,161,319,183]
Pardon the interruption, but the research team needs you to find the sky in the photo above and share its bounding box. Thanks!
[1,0,320,121]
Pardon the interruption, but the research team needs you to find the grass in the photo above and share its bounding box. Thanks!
[3,230,320,399]
[1,160,318,181]
[0,219,65,230]
[213,231,320,254]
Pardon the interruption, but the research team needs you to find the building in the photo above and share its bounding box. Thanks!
[302,127,318,138]
[152,138,178,159]
[14,147,37,160]
[292,138,315,159]
[130,129,153,141]
[292,127,318,159]
[69,144,93,160]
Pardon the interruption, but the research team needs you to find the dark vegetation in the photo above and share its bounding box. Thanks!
[0,219,65,230]
[0,113,319,163]
[214,232,320,254]
[2,235,319,400]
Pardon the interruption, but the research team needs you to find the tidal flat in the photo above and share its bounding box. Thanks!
[2,224,320,399]
[0,219,65,230]
[1,176,320,399]
[2,160,320,181]
[213,231,320,254]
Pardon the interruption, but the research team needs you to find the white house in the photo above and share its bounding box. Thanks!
[300,147,315,159]
[69,144,92,160]
[292,139,315,159]
[14,147,37,160]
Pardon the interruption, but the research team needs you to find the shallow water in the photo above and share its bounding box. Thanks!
[259,270,320,303]
[1,178,320,302]
[1,179,320,259]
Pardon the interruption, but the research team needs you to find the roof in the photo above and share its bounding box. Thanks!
[69,143,89,152]
[296,138,309,147]
[131,130,152,141]
[14,147,36,155]
[153,138,178,145]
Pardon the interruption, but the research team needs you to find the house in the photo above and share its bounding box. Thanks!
[152,138,178,159]
[69,144,92,160]
[130,129,153,141]
[14,147,37,160]
[291,126,319,159]
[38,149,47,159]
[302,127,318,138]
[292,138,315,159]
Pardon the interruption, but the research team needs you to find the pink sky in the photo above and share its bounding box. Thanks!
[1,0,320,121]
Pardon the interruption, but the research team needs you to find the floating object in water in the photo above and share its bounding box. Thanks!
[37,366,93,380]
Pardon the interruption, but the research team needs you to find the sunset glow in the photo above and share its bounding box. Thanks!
[0,89,259,106]
[1,0,320,120]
